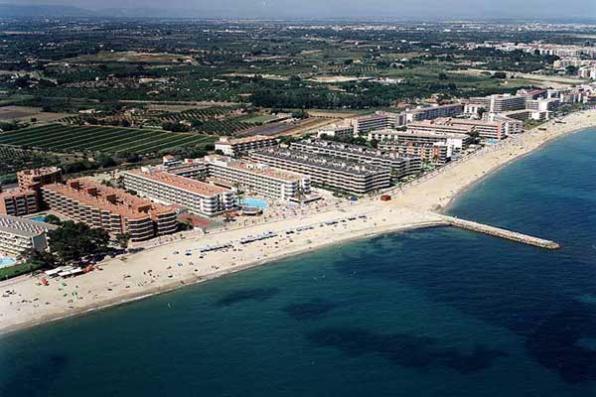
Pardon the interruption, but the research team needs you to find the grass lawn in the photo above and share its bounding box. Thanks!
[0,261,44,281]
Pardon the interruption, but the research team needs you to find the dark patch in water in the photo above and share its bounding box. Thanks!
[283,299,336,320]
[308,327,507,374]
[215,288,280,307]
[526,302,596,384]
[0,353,69,396]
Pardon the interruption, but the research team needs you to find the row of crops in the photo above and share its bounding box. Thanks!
[58,106,256,135]
[0,124,215,155]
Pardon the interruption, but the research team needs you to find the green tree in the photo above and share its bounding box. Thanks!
[565,65,578,76]
[115,233,131,249]
[48,221,110,264]
[44,214,62,225]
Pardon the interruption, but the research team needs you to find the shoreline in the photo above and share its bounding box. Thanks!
[0,220,447,336]
[1,110,595,337]
[440,124,591,214]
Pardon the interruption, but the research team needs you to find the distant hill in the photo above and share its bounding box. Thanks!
[0,4,95,18]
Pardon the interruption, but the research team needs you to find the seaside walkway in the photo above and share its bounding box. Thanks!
[441,215,560,250]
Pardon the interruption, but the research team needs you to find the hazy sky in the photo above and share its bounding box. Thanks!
[6,0,596,19]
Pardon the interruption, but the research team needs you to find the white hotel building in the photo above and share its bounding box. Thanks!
[0,215,57,257]
[204,155,311,200]
[122,169,237,217]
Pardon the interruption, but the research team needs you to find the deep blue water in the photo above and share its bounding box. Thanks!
[2,129,596,396]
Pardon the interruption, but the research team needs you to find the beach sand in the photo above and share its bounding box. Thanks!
[1,109,595,336]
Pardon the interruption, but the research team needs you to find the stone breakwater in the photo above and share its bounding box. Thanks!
[444,216,560,250]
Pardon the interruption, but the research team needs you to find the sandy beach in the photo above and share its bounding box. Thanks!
[1,109,595,336]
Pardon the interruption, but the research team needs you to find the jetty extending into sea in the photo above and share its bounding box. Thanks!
[438,214,560,250]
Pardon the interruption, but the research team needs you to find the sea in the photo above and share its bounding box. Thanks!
[2,128,596,396]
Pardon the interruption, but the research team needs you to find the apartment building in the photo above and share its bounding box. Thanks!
[204,155,311,200]
[525,98,561,112]
[162,159,209,180]
[579,66,596,80]
[405,103,464,123]
[367,128,471,158]
[353,112,403,134]
[0,166,64,216]
[0,214,57,257]
[290,139,421,180]
[41,179,177,242]
[0,189,39,216]
[17,167,62,191]
[215,135,278,157]
[250,148,391,195]
[378,141,450,165]
[484,113,524,134]
[122,169,236,217]
[409,118,517,141]
[466,94,527,113]
[436,118,512,140]
[317,124,355,140]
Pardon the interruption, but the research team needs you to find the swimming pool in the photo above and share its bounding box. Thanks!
[241,197,268,210]
[30,215,47,223]
[0,257,17,269]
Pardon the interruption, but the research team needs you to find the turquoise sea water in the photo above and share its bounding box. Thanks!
[2,129,596,396]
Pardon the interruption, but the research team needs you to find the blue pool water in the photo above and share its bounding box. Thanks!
[2,128,596,396]
[241,197,268,210]
[30,215,47,223]
[0,257,16,268]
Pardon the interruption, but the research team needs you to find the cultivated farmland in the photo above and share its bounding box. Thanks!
[0,124,215,154]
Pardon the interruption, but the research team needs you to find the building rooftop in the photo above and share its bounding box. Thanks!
[42,178,175,221]
[406,103,463,113]
[292,139,419,163]
[128,169,230,197]
[17,167,61,178]
[216,135,277,145]
[355,111,397,122]
[372,127,470,140]
[0,214,57,238]
[431,117,501,127]
[252,148,389,176]
[205,155,306,182]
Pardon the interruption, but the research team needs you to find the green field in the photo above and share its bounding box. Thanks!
[0,124,215,154]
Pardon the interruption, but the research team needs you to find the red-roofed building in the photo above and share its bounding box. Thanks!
[41,178,177,242]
